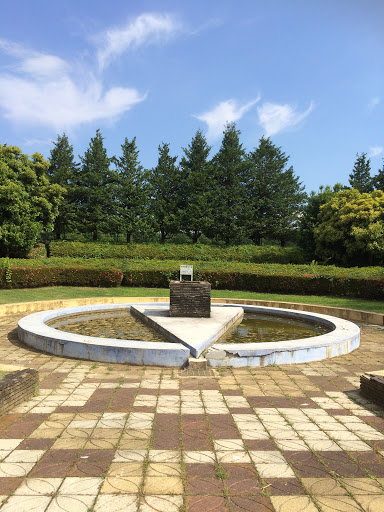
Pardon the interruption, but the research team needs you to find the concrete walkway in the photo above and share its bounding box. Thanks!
[0,311,383,511]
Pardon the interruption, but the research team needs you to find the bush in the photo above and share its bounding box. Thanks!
[49,241,306,264]
[121,268,384,300]
[0,267,123,289]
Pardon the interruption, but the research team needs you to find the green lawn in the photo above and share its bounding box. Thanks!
[0,286,383,313]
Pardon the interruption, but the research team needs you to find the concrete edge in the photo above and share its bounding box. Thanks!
[1,296,382,325]
[132,305,244,358]
[206,305,360,367]
[17,303,190,367]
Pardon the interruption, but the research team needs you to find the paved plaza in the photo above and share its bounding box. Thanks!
[0,311,383,511]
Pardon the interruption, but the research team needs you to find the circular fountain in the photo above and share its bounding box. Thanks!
[17,301,360,368]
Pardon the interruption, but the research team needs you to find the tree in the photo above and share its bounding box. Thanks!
[48,133,79,239]
[112,137,148,243]
[298,183,344,258]
[247,137,306,246]
[148,143,181,243]
[209,123,250,245]
[0,145,64,256]
[373,161,384,191]
[314,189,384,265]
[349,152,373,193]
[179,130,212,243]
[73,130,114,241]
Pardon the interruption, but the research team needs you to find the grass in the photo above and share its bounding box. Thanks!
[0,286,383,313]
[0,370,10,378]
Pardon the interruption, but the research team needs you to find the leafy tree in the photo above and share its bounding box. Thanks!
[112,137,148,243]
[73,129,115,241]
[298,183,344,258]
[48,133,79,239]
[247,137,306,246]
[314,189,384,265]
[0,145,64,256]
[148,143,181,243]
[209,123,250,245]
[179,130,212,243]
[348,152,373,193]
[373,161,384,191]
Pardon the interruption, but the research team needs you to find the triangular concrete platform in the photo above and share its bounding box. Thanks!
[131,305,244,357]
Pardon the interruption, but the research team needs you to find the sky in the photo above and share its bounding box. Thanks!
[0,0,383,193]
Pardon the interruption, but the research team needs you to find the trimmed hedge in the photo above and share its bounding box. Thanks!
[49,241,306,264]
[0,260,383,299]
[0,267,123,289]
[122,269,384,300]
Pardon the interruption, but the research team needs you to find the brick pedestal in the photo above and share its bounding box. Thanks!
[170,281,211,318]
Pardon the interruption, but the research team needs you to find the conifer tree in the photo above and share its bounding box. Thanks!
[349,153,373,193]
[74,129,114,240]
[48,133,79,239]
[373,161,384,191]
[179,129,212,243]
[112,137,148,243]
[148,143,181,243]
[247,137,306,246]
[210,123,250,245]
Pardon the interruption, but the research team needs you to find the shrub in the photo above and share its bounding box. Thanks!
[0,267,123,289]
[49,241,306,264]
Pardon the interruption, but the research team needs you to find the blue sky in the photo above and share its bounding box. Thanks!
[0,0,383,192]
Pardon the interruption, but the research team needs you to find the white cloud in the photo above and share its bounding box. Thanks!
[0,39,145,130]
[368,146,383,158]
[195,98,260,140]
[257,101,314,137]
[97,13,181,69]
[368,96,380,111]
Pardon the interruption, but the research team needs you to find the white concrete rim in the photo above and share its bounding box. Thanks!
[17,302,360,367]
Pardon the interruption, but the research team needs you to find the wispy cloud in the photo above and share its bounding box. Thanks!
[368,96,380,111]
[97,13,181,70]
[195,98,260,140]
[257,101,314,137]
[0,38,146,130]
[368,146,383,158]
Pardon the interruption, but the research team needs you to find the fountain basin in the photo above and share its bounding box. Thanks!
[17,302,360,367]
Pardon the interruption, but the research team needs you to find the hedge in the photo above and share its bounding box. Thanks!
[0,267,123,289]
[1,261,383,299]
[49,241,306,264]
[123,269,384,300]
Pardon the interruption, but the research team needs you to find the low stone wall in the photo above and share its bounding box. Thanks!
[360,374,384,407]
[0,369,38,415]
[170,281,211,318]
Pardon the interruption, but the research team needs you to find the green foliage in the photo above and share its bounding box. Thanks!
[49,241,306,263]
[373,163,384,191]
[148,143,182,243]
[0,145,64,257]
[349,153,373,193]
[1,256,383,298]
[179,130,213,243]
[73,130,115,241]
[111,137,149,243]
[298,184,344,258]
[314,189,384,265]
[209,123,250,244]
[0,266,123,289]
[48,133,80,240]
[247,137,306,246]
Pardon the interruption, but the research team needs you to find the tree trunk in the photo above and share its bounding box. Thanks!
[126,231,132,244]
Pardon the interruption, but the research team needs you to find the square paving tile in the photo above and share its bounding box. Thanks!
[0,494,52,512]
[270,496,318,512]
[13,477,63,495]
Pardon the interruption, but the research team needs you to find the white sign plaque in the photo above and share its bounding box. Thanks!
[180,265,193,281]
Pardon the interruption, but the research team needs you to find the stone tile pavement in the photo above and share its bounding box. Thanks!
[0,312,384,511]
